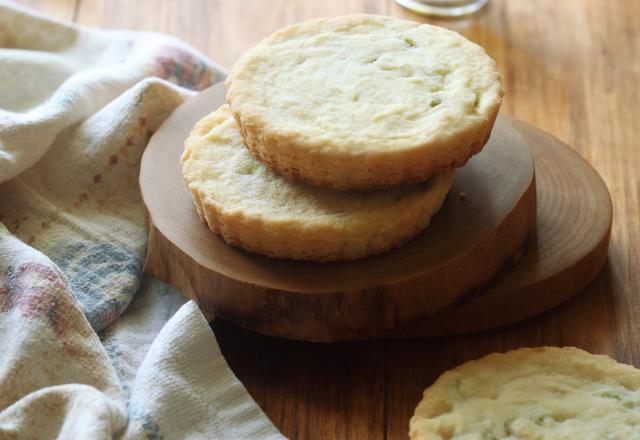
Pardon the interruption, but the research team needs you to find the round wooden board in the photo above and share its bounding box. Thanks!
[140,84,611,342]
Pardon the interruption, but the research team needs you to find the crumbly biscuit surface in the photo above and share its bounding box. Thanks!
[410,347,640,440]
[226,14,502,189]
[180,105,454,261]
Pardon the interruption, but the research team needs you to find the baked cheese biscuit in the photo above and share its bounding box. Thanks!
[181,105,454,261]
[226,14,502,190]
[410,347,640,440]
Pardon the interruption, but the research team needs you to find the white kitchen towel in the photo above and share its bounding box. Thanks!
[0,2,284,438]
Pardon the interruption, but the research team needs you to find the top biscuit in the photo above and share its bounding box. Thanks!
[226,14,503,190]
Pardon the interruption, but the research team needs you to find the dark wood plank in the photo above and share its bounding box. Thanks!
[213,320,386,440]
[10,1,640,439]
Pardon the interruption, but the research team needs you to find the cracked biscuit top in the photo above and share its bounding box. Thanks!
[226,14,503,190]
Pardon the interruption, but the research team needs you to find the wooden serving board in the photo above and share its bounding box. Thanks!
[140,84,611,342]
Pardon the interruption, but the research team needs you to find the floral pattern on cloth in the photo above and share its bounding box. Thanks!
[155,45,216,90]
[1,262,76,345]
[0,2,284,439]
[0,77,186,331]
[53,242,142,331]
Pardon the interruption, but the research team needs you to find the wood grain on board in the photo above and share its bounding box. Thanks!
[11,1,640,439]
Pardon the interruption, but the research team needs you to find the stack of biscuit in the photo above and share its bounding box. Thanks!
[181,14,503,262]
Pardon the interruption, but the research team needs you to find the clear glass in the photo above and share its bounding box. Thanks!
[395,0,488,17]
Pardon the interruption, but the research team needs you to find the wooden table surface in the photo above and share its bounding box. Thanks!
[14,0,640,438]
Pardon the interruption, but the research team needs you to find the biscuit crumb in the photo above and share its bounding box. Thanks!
[458,191,466,201]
